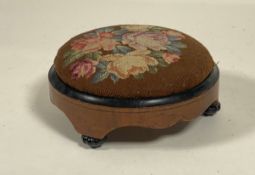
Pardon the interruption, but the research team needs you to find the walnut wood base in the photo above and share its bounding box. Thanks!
[49,80,219,141]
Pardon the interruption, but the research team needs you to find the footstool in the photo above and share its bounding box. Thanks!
[48,25,221,148]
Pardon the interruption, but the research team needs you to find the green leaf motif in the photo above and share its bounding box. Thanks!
[85,51,102,60]
[95,27,114,33]
[171,41,187,49]
[113,45,133,54]
[113,29,128,36]
[150,26,163,32]
[148,66,158,74]
[133,73,144,80]
[110,74,119,83]
[96,61,108,70]
[64,51,102,67]
[92,70,109,84]
[166,45,181,54]
[64,51,87,67]
[150,51,162,58]
[113,35,122,42]
[63,50,73,58]
[157,58,168,67]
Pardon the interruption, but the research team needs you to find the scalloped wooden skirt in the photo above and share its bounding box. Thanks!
[49,80,219,139]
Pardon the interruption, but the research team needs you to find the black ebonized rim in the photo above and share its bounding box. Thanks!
[48,65,219,108]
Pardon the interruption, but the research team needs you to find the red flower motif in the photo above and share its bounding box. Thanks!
[98,32,114,38]
[162,53,180,64]
[70,31,118,52]
[70,59,98,79]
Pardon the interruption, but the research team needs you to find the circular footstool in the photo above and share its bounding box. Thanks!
[49,25,221,148]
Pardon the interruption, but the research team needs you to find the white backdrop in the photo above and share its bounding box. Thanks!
[1,0,255,175]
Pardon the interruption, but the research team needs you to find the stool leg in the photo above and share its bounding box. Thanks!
[81,135,107,148]
[203,101,221,117]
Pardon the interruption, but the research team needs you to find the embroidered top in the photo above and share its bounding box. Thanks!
[54,25,214,98]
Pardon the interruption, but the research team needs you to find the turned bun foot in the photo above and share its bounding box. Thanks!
[203,101,221,116]
[81,135,107,148]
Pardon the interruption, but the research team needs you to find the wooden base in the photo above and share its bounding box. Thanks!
[49,80,219,140]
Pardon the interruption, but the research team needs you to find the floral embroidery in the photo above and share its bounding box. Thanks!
[103,50,158,80]
[162,52,180,64]
[70,59,98,79]
[121,25,152,32]
[122,32,169,51]
[70,31,118,52]
[63,25,187,83]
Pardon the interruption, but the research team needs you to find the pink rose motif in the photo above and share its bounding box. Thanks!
[70,59,98,79]
[70,37,98,52]
[70,31,118,52]
[162,53,180,64]
[122,32,169,51]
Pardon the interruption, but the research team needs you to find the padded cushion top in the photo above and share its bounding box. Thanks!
[54,25,215,98]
